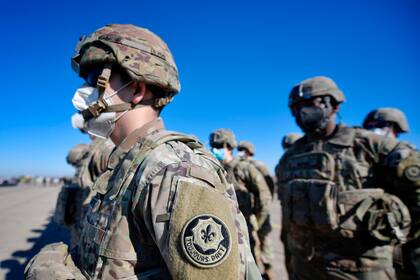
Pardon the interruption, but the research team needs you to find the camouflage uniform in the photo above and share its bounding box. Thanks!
[276,76,419,280]
[26,24,260,280]
[210,130,272,269]
[276,132,302,276]
[74,138,114,248]
[363,108,419,279]
[54,144,89,227]
[238,141,274,276]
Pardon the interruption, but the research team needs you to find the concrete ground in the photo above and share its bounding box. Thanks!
[0,185,288,280]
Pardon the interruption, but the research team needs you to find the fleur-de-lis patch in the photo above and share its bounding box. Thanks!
[182,214,231,268]
[201,224,216,243]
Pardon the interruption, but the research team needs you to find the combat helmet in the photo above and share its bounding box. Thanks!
[72,24,180,118]
[363,107,409,133]
[66,144,89,166]
[282,133,302,150]
[288,76,345,107]
[209,129,238,149]
[238,141,255,156]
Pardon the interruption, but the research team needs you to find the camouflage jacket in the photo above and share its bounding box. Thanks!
[275,125,420,272]
[224,158,272,228]
[248,159,276,196]
[74,118,261,280]
[74,138,114,189]
[54,139,114,227]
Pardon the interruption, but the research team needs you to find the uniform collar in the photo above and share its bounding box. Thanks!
[107,118,165,169]
[300,125,355,147]
[327,125,355,147]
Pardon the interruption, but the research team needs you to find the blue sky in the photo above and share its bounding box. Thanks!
[0,0,419,177]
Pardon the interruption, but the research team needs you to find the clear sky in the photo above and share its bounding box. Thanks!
[0,0,419,177]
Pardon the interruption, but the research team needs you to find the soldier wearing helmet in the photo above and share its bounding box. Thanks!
[364,108,420,279]
[209,129,271,275]
[275,76,420,279]
[54,137,114,250]
[281,133,302,151]
[237,141,275,279]
[363,107,410,138]
[26,24,261,280]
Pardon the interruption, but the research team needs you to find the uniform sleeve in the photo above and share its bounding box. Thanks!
[139,162,246,279]
[382,143,420,237]
[361,131,420,237]
[254,161,276,196]
[244,163,272,228]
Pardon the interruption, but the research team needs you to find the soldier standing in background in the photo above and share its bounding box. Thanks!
[237,141,274,279]
[363,107,419,279]
[26,24,261,280]
[276,76,419,279]
[275,132,302,277]
[209,129,271,274]
[281,133,302,150]
[54,137,114,249]
[363,107,410,139]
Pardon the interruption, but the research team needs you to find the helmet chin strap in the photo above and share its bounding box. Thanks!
[81,65,174,121]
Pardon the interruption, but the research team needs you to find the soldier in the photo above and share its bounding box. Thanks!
[276,133,301,277]
[363,108,419,279]
[209,129,272,272]
[54,137,114,249]
[237,141,274,279]
[25,24,261,280]
[275,76,419,279]
[281,133,302,150]
[363,107,410,139]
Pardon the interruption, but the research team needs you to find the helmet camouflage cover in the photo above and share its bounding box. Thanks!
[238,141,255,156]
[209,129,238,149]
[282,133,302,150]
[363,107,409,133]
[71,24,180,96]
[288,76,345,107]
[66,144,89,166]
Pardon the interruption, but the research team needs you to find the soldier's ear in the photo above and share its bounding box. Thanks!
[132,83,147,104]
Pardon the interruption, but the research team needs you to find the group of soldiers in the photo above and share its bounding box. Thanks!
[24,23,419,280]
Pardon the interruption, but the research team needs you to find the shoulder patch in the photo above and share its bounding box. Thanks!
[181,214,231,268]
[405,165,420,181]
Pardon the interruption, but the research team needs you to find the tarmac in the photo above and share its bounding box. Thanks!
[0,184,287,280]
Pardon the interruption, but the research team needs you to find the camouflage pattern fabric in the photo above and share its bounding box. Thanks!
[72,24,180,96]
[25,242,85,280]
[246,159,274,271]
[363,107,410,133]
[275,125,420,279]
[73,118,261,279]
[66,144,89,166]
[224,157,272,268]
[238,141,256,156]
[281,133,302,150]
[54,138,114,249]
[210,128,238,149]
[288,76,345,107]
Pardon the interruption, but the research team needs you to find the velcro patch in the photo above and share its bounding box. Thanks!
[181,214,231,268]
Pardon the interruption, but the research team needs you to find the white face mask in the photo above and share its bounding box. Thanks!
[71,82,132,139]
[370,127,392,138]
[237,151,246,157]
[71,112,85,130]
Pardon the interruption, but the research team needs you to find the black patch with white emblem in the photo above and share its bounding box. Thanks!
[181,214,231,268]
